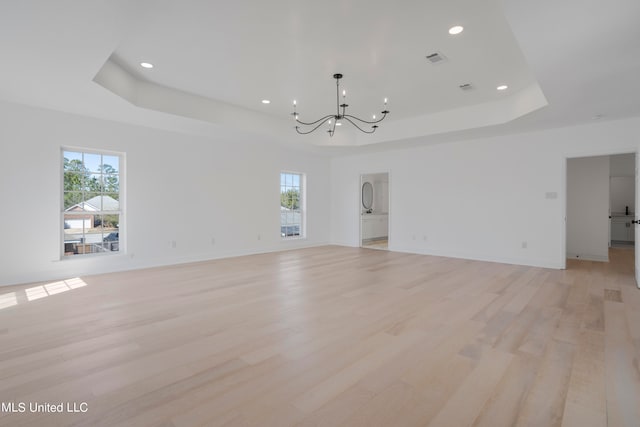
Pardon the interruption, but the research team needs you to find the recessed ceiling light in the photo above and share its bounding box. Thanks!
[448,25,464,35]
[496,85,509,91]
[261,99,271,104]
[140,62,154,69]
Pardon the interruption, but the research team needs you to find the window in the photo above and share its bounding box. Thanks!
[62,149,123,256]
[280,172,305,238]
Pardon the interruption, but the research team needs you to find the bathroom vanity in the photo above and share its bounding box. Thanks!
[362,213,388,240]
[610,214,635,242]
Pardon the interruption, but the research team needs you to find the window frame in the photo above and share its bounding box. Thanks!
[280,171,306,240]
[60,147,125,259]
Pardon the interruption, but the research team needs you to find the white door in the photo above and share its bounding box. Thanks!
[634,152,640,288]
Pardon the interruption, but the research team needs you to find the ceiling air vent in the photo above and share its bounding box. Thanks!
[426,52,447,64]
[459,83,474,91]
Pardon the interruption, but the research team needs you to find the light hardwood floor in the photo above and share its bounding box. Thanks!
[0,246,639,426]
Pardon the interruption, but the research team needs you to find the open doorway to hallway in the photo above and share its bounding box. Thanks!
[566,152,639,287]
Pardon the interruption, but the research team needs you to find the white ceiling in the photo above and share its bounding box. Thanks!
[0,0,639,152]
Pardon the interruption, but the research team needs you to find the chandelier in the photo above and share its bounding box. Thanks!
[291,73,389,137]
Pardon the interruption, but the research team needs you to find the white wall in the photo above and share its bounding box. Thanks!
[330,117,640,268]
[373,175,389,215]
[566,156,610,261]
[610,177,635,214]
[610,153,635,176]
[609,153,635,215]
[0,101,331,286]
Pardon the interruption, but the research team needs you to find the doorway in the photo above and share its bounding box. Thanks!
[360,172,389,250]
[564,151,639,288]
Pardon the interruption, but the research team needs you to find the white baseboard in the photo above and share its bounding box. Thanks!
[0,240,331,288]
[565,252,609,262]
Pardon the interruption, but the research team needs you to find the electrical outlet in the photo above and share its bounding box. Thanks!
[521,241,527,249]
[412,234,416,241]
[257,234,261,241]
[423,235,428,241]
[170,240,177,248]
[211,237,216,245]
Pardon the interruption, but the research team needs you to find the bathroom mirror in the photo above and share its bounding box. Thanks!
[362,181,373,210]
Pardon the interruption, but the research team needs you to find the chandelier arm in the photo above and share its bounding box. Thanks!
[295,114,335,126]
[343,112,388,125]
[342,116,377,134]
[295,120,333,135]
[329,118,337,137]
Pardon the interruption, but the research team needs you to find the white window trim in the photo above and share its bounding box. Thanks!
[280,171,306,240]
[60,146,126,259]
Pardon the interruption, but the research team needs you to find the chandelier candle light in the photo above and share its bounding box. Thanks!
[291,73,389,137]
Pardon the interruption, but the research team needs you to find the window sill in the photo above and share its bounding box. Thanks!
[59,251,126,261]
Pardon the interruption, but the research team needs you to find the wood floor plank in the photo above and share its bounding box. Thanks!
[603,299,640,427]
[560,329,606,427]
[471,352,540,427]
[427,347,513,427]
[339,381,421,427]
[292,330,426,414]
[514,339,576,427]
[295,385,374,427]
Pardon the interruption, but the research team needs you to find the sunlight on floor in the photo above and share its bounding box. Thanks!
[0,292,17,309]
[0,277,88,309]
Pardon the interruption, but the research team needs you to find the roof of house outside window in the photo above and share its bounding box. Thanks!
[65,195,119,212]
